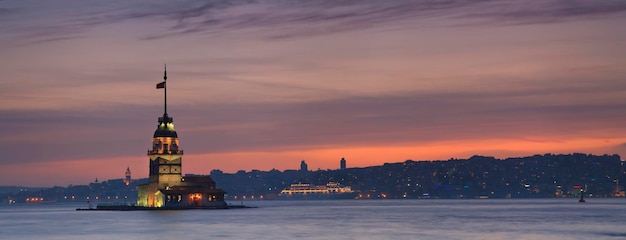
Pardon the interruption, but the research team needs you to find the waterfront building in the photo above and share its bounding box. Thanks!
[136,66,226,208]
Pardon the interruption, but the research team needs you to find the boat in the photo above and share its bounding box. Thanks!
[278,182,358,200]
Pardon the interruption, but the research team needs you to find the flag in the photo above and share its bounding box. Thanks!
[156,81,165,89]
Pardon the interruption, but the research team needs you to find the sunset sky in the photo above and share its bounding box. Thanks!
[2,0,626,187]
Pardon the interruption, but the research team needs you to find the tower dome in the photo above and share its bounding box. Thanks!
[153,113,177,138]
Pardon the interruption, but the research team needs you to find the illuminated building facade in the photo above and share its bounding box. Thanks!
[136,67,226,208]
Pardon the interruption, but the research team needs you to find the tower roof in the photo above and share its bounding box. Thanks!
[154,113,177,138]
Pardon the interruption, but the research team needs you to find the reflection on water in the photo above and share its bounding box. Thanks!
[1,199,625,240]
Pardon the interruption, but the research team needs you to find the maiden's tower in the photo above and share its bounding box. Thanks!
[135,66,227,208]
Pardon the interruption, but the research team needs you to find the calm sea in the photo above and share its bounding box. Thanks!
[1,199,625,240]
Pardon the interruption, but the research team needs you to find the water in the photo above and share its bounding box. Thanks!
[1,199,625,240]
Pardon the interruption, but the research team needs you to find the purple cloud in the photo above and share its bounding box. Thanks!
[4,0,626,44]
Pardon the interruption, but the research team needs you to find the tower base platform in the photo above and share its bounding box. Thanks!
[76,204,255,211]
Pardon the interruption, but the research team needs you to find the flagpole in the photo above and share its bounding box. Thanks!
[164,64,167,115]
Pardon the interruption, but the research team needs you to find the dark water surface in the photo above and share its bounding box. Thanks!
[1,199,625,239]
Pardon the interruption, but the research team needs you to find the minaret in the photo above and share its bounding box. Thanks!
[139,65,184,207]
[124,167,132,186]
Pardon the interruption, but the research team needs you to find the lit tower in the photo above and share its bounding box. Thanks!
[136,66,226,208]
[138,65,184,207]
[124,167,132,186]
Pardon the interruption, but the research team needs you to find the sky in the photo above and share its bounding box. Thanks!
[1,0,626,187]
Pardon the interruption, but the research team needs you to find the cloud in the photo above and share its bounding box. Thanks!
[0,106,153,164]
[137,0,483,40]
[459,0,626,25]
[98,0,626,40]
[17,26,85,45]
[3,61,625,165]
[173,69,626,154]
[4,0,626,45]
[0,7,15,15]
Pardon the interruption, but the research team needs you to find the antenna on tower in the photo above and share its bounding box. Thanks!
[164,64,167,115]
[155,65,173,125]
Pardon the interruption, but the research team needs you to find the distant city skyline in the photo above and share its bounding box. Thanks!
[1,0,626,186]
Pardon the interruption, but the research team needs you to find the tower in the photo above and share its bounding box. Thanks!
[124,167,131,186]
[137,65,184,207]
[300,160,308,172]
[149,66,183,190]
[136,66,226,208]
[340,157,346,170]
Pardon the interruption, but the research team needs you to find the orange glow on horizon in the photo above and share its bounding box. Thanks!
[184,136,624,173]
[1,136,623,187]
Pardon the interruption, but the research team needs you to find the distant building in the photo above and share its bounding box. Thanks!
[124,167,131,186]
[340,158,346,170]
[300,160,308,172]
[136,67,226,208]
